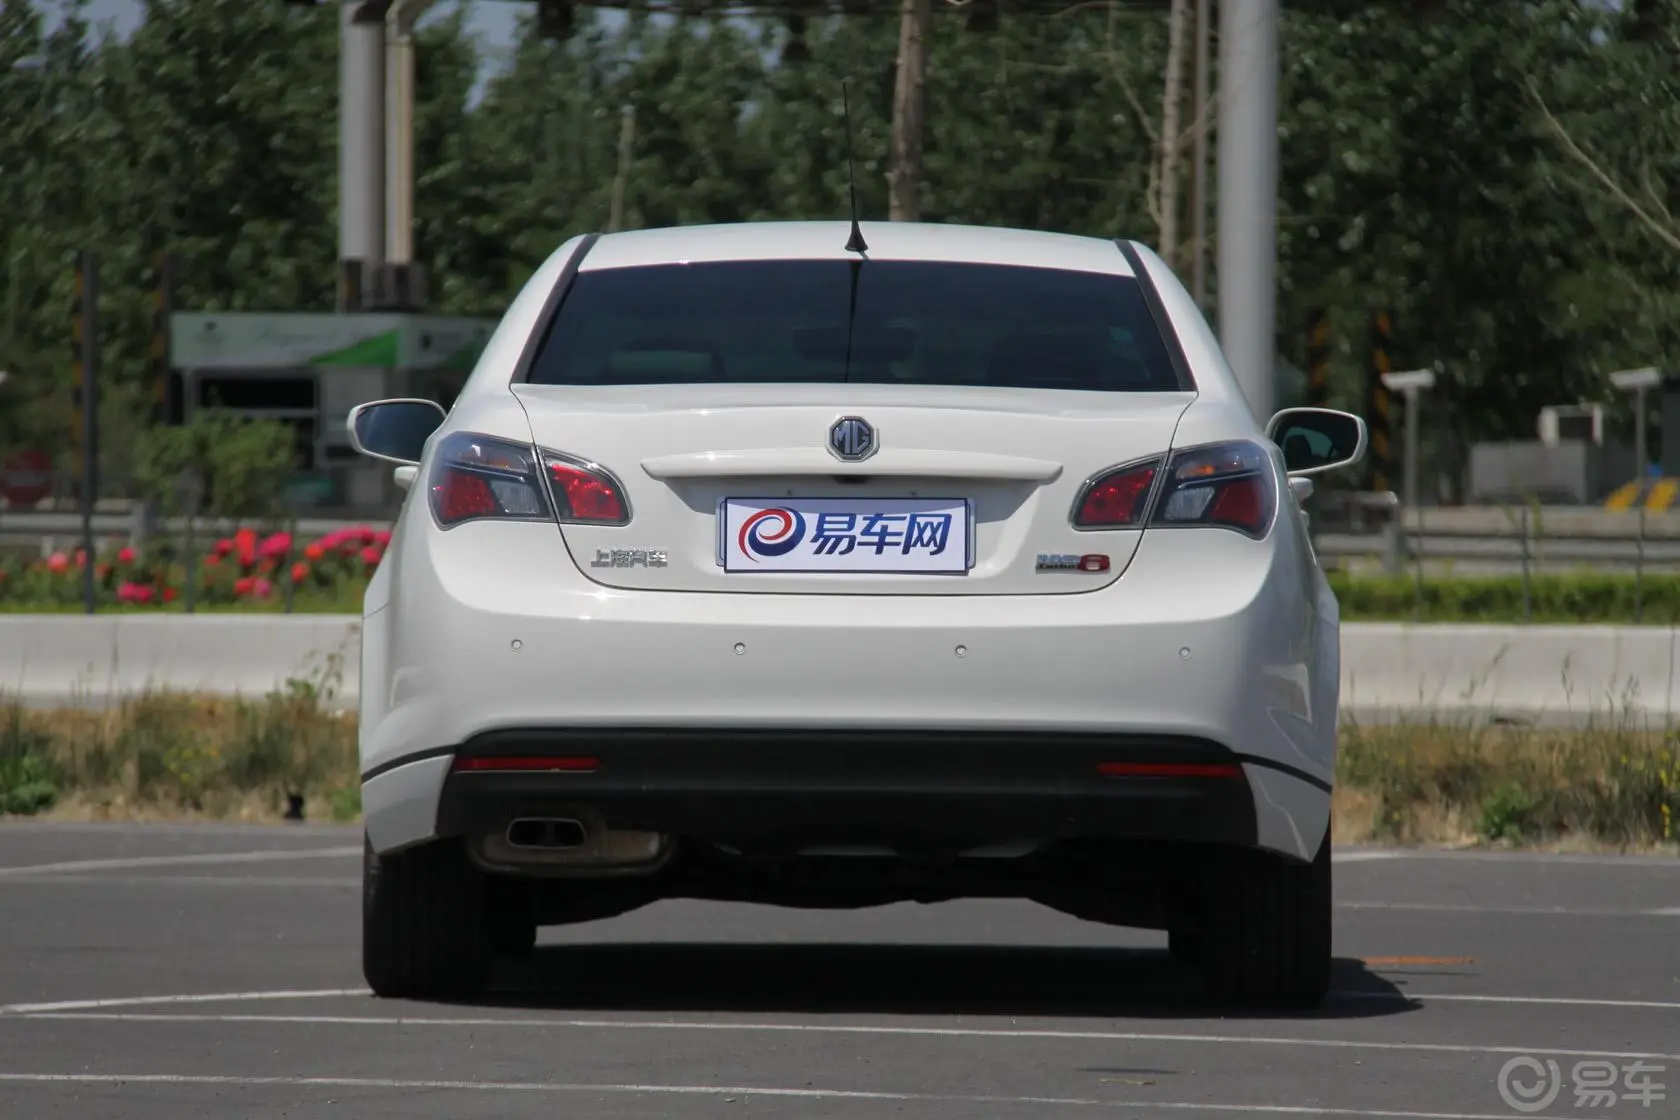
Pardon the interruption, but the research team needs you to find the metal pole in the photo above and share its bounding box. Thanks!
[1216,0,1278,420]
[1403,386,1423,620]
[1634,384,1648,624]
[1190,0,1210,308]
[1403,386,1421,514]
[340,0,385,306]
[79,251,98,616]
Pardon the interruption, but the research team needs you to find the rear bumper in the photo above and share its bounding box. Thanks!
[359,521,1339,862]
[430,728,1262,861]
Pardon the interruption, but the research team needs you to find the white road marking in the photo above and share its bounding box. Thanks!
[0,1072,1616,1118]
[7,1011,1677,1062]
[1347,992,1680,1011]
[1339,901,1680,917]
[0,847,360,879]
[0,875,360,889]
[0,990,368,1015]
[1333,851,1408,863]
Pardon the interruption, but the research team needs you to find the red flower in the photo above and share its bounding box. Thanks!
[47,552,69,574]
[233,576,256,596]
[117,546,137,564]
[360,546,382,565]
[203,553,221,568]
[304,543,325,561]
[235,528,257,567]
[163,587,178,603]
[214,538,234,556]
[291,562,310,584]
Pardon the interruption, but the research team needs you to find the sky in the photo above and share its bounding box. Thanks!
[46,0,533,95]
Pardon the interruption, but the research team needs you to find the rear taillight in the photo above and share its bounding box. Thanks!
[1073,459,1160,528]
[1073,440,1277,539]
[546,454,629,524]
[428,432,630,529]
[1150,440,1277,539]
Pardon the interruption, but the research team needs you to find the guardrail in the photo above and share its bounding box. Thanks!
[3,615,1676,726]
[10,499,1680,576]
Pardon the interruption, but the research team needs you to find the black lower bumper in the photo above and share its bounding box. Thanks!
[432,727,1259,856]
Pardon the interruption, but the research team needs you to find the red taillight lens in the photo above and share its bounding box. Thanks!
[452,755,600,773]
[547,457,628,524]
[432,469,500,524]
[1074,461,1159,527]
[425,432,631,529]
[1097,761,1244,779]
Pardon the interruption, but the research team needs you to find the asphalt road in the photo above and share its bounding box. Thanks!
[0,823,1676,1119]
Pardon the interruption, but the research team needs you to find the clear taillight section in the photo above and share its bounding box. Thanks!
[428,432,629,529]
[1074,440,1276,539]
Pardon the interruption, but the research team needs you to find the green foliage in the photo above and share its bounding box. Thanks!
[0,0,1675,491]
[1328,571,1680,624]
[133,408,296,521]
[0,701,58,816]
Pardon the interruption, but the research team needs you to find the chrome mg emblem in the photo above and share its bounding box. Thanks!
[828,416,877,463]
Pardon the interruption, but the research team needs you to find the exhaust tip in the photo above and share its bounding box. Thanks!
[506,817,588,850]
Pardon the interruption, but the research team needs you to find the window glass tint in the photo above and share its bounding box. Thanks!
[527,260,1187,392]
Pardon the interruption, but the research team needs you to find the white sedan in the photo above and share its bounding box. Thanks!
[347,219,1366,1008]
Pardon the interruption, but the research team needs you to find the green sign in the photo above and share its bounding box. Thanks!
[171,312,496,373]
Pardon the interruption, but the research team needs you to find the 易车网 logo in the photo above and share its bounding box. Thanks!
[738,508,807,561]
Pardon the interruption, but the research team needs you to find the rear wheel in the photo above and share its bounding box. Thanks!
[1197,834,1332,1009]
[362,835,493,1000]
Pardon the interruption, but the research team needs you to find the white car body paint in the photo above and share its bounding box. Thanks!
[357,221,1348,865]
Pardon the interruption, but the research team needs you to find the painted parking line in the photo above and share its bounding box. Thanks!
[0,1072,1617,1119]
[7,1010,1678,1062]
[0,990,368,1015]
[0,847,361,878]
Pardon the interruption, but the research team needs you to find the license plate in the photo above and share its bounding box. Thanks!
[718,497,973,574]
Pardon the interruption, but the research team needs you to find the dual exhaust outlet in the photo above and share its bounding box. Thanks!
[506,817,588,850]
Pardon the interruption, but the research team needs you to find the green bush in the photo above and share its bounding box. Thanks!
[1330,571,1680,624]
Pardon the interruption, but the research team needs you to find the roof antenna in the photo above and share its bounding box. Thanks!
[841,80,868,254]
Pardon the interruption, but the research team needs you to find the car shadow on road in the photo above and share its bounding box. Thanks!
[470,943,1418,1021]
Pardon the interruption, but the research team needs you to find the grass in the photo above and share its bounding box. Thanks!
[2,680,1678,851]
[8,571,1680,624]
[0,667,361,824]
[0,585,366,615]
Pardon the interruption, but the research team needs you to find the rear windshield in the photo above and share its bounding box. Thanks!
[525,259,1187,392]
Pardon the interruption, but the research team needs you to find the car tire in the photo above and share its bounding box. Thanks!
[362,834,493,1000]
[1197,833,1332,1010]
[486,877,539,959]
[1167,926,1201,966]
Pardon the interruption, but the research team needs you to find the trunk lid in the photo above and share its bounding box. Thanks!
[513,383,1192,595]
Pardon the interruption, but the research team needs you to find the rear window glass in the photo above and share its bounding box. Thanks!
[525,259,1187,393]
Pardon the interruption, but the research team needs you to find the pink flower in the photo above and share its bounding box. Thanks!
[372,529,392,546]
[318,529,349,550]
[360,546,382,565]
[117,546,137,564]
[47,552,69,574]
[253,578,273,599]
[115,582,154,604]
[214,538,234,556]
[258,532,292,559]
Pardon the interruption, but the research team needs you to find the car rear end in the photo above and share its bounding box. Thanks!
[357,222,1338,1008]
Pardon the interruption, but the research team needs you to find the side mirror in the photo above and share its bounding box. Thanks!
[1266,407,1367,477]
[347,398,446,466]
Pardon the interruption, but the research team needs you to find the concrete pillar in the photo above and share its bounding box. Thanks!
[1216,0,1279,421]
[386,6,418,265]
[340,0,385,300]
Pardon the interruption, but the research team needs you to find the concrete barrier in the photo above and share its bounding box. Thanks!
[2,615,1677,725]
[0,615,362,709]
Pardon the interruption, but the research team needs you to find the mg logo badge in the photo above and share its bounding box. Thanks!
[828,416,876,463]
